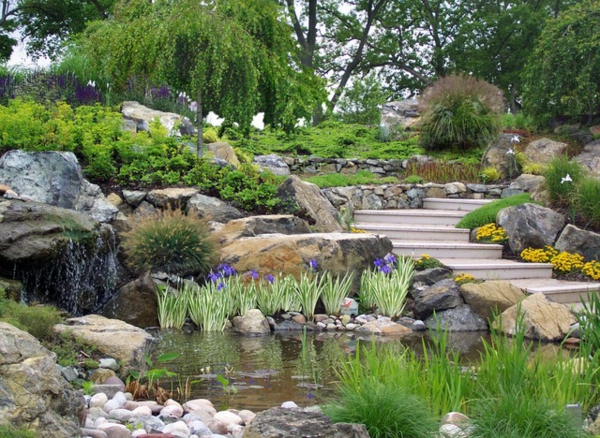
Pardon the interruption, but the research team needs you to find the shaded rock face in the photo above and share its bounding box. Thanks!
[481,133,520,178]
[497,203,565,254]
[121,101,195,136]
[187,193,243,223]
[494,293,577,341]
[460,281,525,321]
[277,176,342,233]
[216,215,311,245]
[0,150,118,222]
[100,273,159,328]
[424,305,488,332]
[413,278,464,320]
[380,99,420,137]
[242,407,369,438]
[253,154,291,176]
[220,232,393,293]
[524,138,568,165]
[0,322,85,437]
[0,200,121,315]
[53,315,156,368]
[572,139,600,178]
[555,224,600,262]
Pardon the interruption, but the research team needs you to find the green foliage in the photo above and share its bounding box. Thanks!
[156,285,189,330]
[121,208,217,277]
[321,272,354,316]
[501,113,536,131]
[413,254,444,271]
[479,166,501,183]
[455,193,534,229]
[305,170,398,188]
[0,425,36,438]
[577,177,600,228]
[403,160,481,184]
[202,127,219,144]
[403,174,423,184]
[0,292,62,341]
[523,0,600,126]
[418,74,504,152]
[543,156,584,207]
[576,290,600,354]
[333,73,390,125]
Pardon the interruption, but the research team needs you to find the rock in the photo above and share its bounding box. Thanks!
[524,138,568,165]
[207,142,240,167]
[122,190,147,207]
[242,407,370,438]
[573,139,600,178]
[0,322,85,437]
[101,273,160,328]
[445,182,466,195]
[412,267,453,287]
[146,188,199,209]
[510,174,546,193]
[121,101,194,136]
[162,420,190,436]
[460,281,525,321]
[380,99,421,137]
[277,176,342,233]
[356,317,412,336]
[187,193,243,223]
[219,232,392,293]
[586,403,600,435]
[481,133,521,179]
[232,309,271,335]
[53,315,156,368]
[497,203,565,254]
[413,279,464,320]
[0,150,118,222]
[214,410,243,426]
[96,422,132,438]
[494,293,577,341]
[253,154,290,176]
[216,215,311,245]
[555,224,600,262]
[424,305,488,331]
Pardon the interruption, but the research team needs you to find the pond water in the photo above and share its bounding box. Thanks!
[148,329,492,412]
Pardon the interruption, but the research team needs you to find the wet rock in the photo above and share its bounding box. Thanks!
[232,309,271,335]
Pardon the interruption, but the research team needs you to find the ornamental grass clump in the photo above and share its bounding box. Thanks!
[121,208,217,277]
[187,282,230,332]
[157,285,188,329]
[321,271,354,315]
[475,223,508,244]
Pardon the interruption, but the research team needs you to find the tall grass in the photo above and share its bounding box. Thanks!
[544,156,584,207]
[455,193,535,229]
[576,177,600,228]
[403,160,481,184]
[321,272,353,315]
[157,286,188,329]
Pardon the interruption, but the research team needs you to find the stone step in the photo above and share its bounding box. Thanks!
[438,258,554,280]
[510,279,600,305]
[354,209,466,227]
[422,197,493,211]
[354,224,471,242]
[394,242,503,259]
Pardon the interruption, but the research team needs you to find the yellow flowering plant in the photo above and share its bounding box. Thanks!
[582,261,600,280]
[454,272,477,285]
[476,223,508,244]
[414,254,444,270]
[520,245,589,276]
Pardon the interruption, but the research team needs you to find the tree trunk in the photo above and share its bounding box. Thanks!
[196,90,203,158]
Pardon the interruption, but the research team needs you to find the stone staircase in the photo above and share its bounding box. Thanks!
[354,198,599,305]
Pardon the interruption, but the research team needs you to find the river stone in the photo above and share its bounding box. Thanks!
[54,315,156,368]
[146,187,199,209]
[207,142,240,167]
[242,407,370,438]
[497,203,565,254]
[187,193,243,223]
[121,101,195,135]
[0,322,85,437]
[573,139,600,178]
[216,215,311,244]
[101,272,160,328]
[253,154,290,176]
[493,293,577,341]
[232,309,271,335]
[356,317,412,336]
[524,138,568,165]
[555,224,600,262]
[413,279,464,320]
[424,305,488,331]
[460,281,525,321]
[277,175,342,232]
[219,232,392,293]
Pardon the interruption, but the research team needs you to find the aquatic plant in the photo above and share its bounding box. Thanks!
[295,273,326,321]
[156,285,188,330]
[320,271,354,316]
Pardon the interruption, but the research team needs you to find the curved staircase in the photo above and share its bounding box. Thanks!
[354,198,599,306]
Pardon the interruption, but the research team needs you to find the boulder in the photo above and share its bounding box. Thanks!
[460,281,525,321]
[53,315,156,368]
[413,279,464,320]
[207,142,240,167]
[510,174,546,193]
[242,406,369,438]
[232,309,271,335]
[0,322,85,437]
[481,133,520,179]
[219,232,393,292]
[100,272,160,328]
[216,215,311,244]
[497,203,565,254]
[356,317,412,336]
[524,138,568,166]
[555,224,600,262]
[424,305,488,331]
[122,190,147,207]
[573,140,600,178]
[0,200,120,314]
[187,193,243,223]
[0,150,118,222]
[493,293,577,341]
[277,176,342,232]
[412,267,453,287]
[146,187,199,209]
[121,101,195,136]
[380,99,421,138]
[253,154,291,176]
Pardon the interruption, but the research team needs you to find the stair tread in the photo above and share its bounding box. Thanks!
[509,279,600,292]
[356,209,466,216]
[355,224,469,232]
[423,197,492,204]
[438,258,552,268]
[393,241,503,249]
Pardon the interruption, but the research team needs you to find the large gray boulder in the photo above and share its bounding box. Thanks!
[510,174,546,193]
[277,176,342,232]
[497,203,565,254]
[424,305,488,331]
[232,309,271,335]
[253,154,291,176]
[121,101,195,136]
[187,193,243,223]
[242,407,369,438]
[573,139,600,178]
[413,278,464,320]
[0,150,118,222]
[0,322,85,437]
[524,138,568,166]
[100,272,159,328]
[216,215,311,245]
[555,224,600,262]
[481,133,521,179]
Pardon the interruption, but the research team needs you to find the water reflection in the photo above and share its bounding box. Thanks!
[148,329,491,412]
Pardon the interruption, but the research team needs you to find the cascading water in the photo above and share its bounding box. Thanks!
[17,224,124,315]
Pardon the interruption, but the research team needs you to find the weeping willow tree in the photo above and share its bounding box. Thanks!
[81,0,324,156]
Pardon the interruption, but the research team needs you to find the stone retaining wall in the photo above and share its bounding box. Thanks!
[284,156,406,178]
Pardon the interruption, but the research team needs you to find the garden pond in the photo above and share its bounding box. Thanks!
[147,329,494,412]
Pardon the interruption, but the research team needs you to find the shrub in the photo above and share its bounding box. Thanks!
[544,156,584,207]
[202,127,220,143]
[576,177,600,228]
[455,193,534,229]
[121,208,217,277]
[418,74,504,151]
[522,162,545,175]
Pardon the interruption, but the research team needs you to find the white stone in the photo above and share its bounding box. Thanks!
[238,409,256,425]
[90,393,109,408]
[163,420,191,436]
[439,423,468,438]
[184,399,217,416]
[131,430,148,437]
[99,358,119,370]
[109,408,135,422]
[214,410,242,426]
[97,422,132,438]
[102,399,120,414]
[131,406,153,417]
[161,404,184,418]
[345,323,358,331]
[281,401,298,409]
[112,391,128,408]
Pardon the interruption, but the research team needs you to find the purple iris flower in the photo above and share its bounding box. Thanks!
[374,258,384,268]
[384,253,397,265]
[248,270,259,280]
[217,282,225,291]
[309,259,318,270]
[380,264,393,275]
[218,263,237,277]
[207,271,221,282]
[265,274,275,284]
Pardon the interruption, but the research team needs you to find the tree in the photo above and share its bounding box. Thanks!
[82,0,324,155]
[334,72,390,124]
[522,0,600,125]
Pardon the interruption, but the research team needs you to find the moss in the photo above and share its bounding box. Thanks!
[456,194,538,230]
